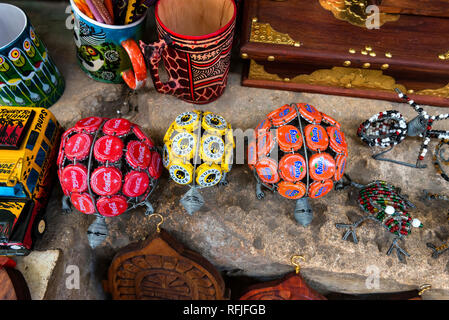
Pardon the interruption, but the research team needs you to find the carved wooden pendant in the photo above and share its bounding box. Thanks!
[104,229,226,300]
[0,257,31,300]
[239,273,326,300]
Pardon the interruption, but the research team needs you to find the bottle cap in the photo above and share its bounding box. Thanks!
[221,144,233,173]
[65,133,92,161]
[170,131,197,160]
[334,154,347,181]
[278,181,306,200]
[169,160,194,185]
[257,131,275,158]
[174,111,200,131]
[322,113,341,129]
[267,104,297,126]
[309,180,334,199]
[70,192,95,214]
[255,157,280,184]
[327,126,348,154]
[132,125,155,148]
[148,151,162,179]
[126,140,152,170]
[61,164,88,193]
[163,123,176,144]
[248,140,257,169]
[304,124,329,152]
[201,134,225,163]
[277,125,303,152]
[202,112,228,135]
[309,153,336,181]
[196,163,222,187]
[75,116,104,133]
[90,166,123,196]
[297,103,323,124]
[279,154,307,182]
[123,171,150,197]
[102,118,132,136]
[96,195,128,217]
[255,118,272,136]
[162,144,171,168]
[93,135,124,163]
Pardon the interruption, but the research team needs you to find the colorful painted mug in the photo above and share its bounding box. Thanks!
[123,0,237,104]
[70,0,147,87]
[0,3,65,108]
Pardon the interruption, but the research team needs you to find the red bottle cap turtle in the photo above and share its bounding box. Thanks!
[279,154,307,182]
[255,157,280,184]
[122,171,150,197]
[90,166,123,196]
[96,195,128,217]
[297,103,323,124]
[148,151,162,179]
[75,116,104,133]
[278,181,306,200]
[304,124,329,152]
[126,140,152,170]
[70,192,96,214]
[267,104,297,127]
[102,118,132,136]
[309,153,336,181]
[327,126,348,155]
[93,135,124,163]
[65,133,92,161]
[309,180,334,199]
[60,164,88,193]
[277,125,303,152]
[334,154,347,181]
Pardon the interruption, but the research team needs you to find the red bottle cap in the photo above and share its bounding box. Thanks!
[297,103,323,124]
[70,192,95,214]
[322,113,341,129]
[123,171,150,197]
[277,125,303,152]
[309,180,334,199]
[309,152,336,181]
[126,141,152,169]
[148,151,162,179]
[327,126,348,154]
[257,131,275,158]
[58,128,77,166]
[267,104,297,126]
[60,164,88,193]
[93,135,124,163]
[75,117,104,133]
[96,195,128,217]
[90,166,123,196]
[132,125,155,148]
[279,154,307,182]
[334,154,347,181]
[304,124,329,151]
[255,157,280,184]
[278,181,306,200]
[102,118,132,136]
[65,133,92,161]
[248,140,257,169]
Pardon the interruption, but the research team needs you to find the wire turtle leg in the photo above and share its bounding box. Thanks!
[61,195,72,214]
[387,237,410,263]
[427,242,449,259]
[336,216,370,244]
[219,171,229,186]
[144,200,154,216]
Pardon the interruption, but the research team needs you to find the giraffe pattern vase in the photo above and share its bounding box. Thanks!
[0,3,65,108]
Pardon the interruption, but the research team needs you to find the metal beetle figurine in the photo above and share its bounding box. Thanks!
[162,110,234,215]
[57,116,162,247]
[249,103,348,226]
[335,175,423,262]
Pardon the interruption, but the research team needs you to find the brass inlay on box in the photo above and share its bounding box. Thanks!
[249,17,301,47]
[439,51,449,60]
[247,59,449,98]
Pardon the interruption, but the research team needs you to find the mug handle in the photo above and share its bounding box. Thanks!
[121,39,147,90]
[139,38,180,95]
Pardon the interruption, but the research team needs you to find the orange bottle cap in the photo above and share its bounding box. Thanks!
[267,104,297,126]
[277,125,303,152]
[309,152,336,181]
[334,154,347,181]
[327,126,348,154]
[297,103,323,124]
[309,180,334,199]
[304,124,329,152]
[278,181,306,200]
[255,157,280,184]
[279,154,307,182]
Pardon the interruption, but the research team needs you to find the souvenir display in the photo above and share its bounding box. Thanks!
[249,103,348,226]
[0,107,61,256]
[57,116,162,248]
[335,175,423,262]
[70,0,148,86]
[103,214,226,300]
[123,0,237,103]
[0,3,65,108]
[0,257,31,300]
[163,110,234,215]
[240,255,326,300]
[240,0,449,107]
[358,89,449,168]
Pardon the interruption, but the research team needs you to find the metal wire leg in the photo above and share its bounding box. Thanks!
[256,182,265,200]
[372,146,427,168]
[427,242,449,259]
[387,237,410,262]
[61,195,72,214]
[336,217,369,244]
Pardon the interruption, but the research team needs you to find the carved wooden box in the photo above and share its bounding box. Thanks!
[240,0,449,107]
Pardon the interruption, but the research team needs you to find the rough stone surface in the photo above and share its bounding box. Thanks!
[6,1,449,300]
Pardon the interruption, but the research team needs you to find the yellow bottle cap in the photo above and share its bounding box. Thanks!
[163,123,177,144]
[169,160,194,185]
[221,144,234,173]
[202,112,228,136]
[224,127,235,148]
[171,131,197,160]
[162,143,171,168]
[196,163,222,187]
[200,134,225,163]
[174,110,201,131]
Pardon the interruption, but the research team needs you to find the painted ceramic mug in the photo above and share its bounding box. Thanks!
[123,0,237,104]
[0,3,65,108]
[70,0,147,87]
